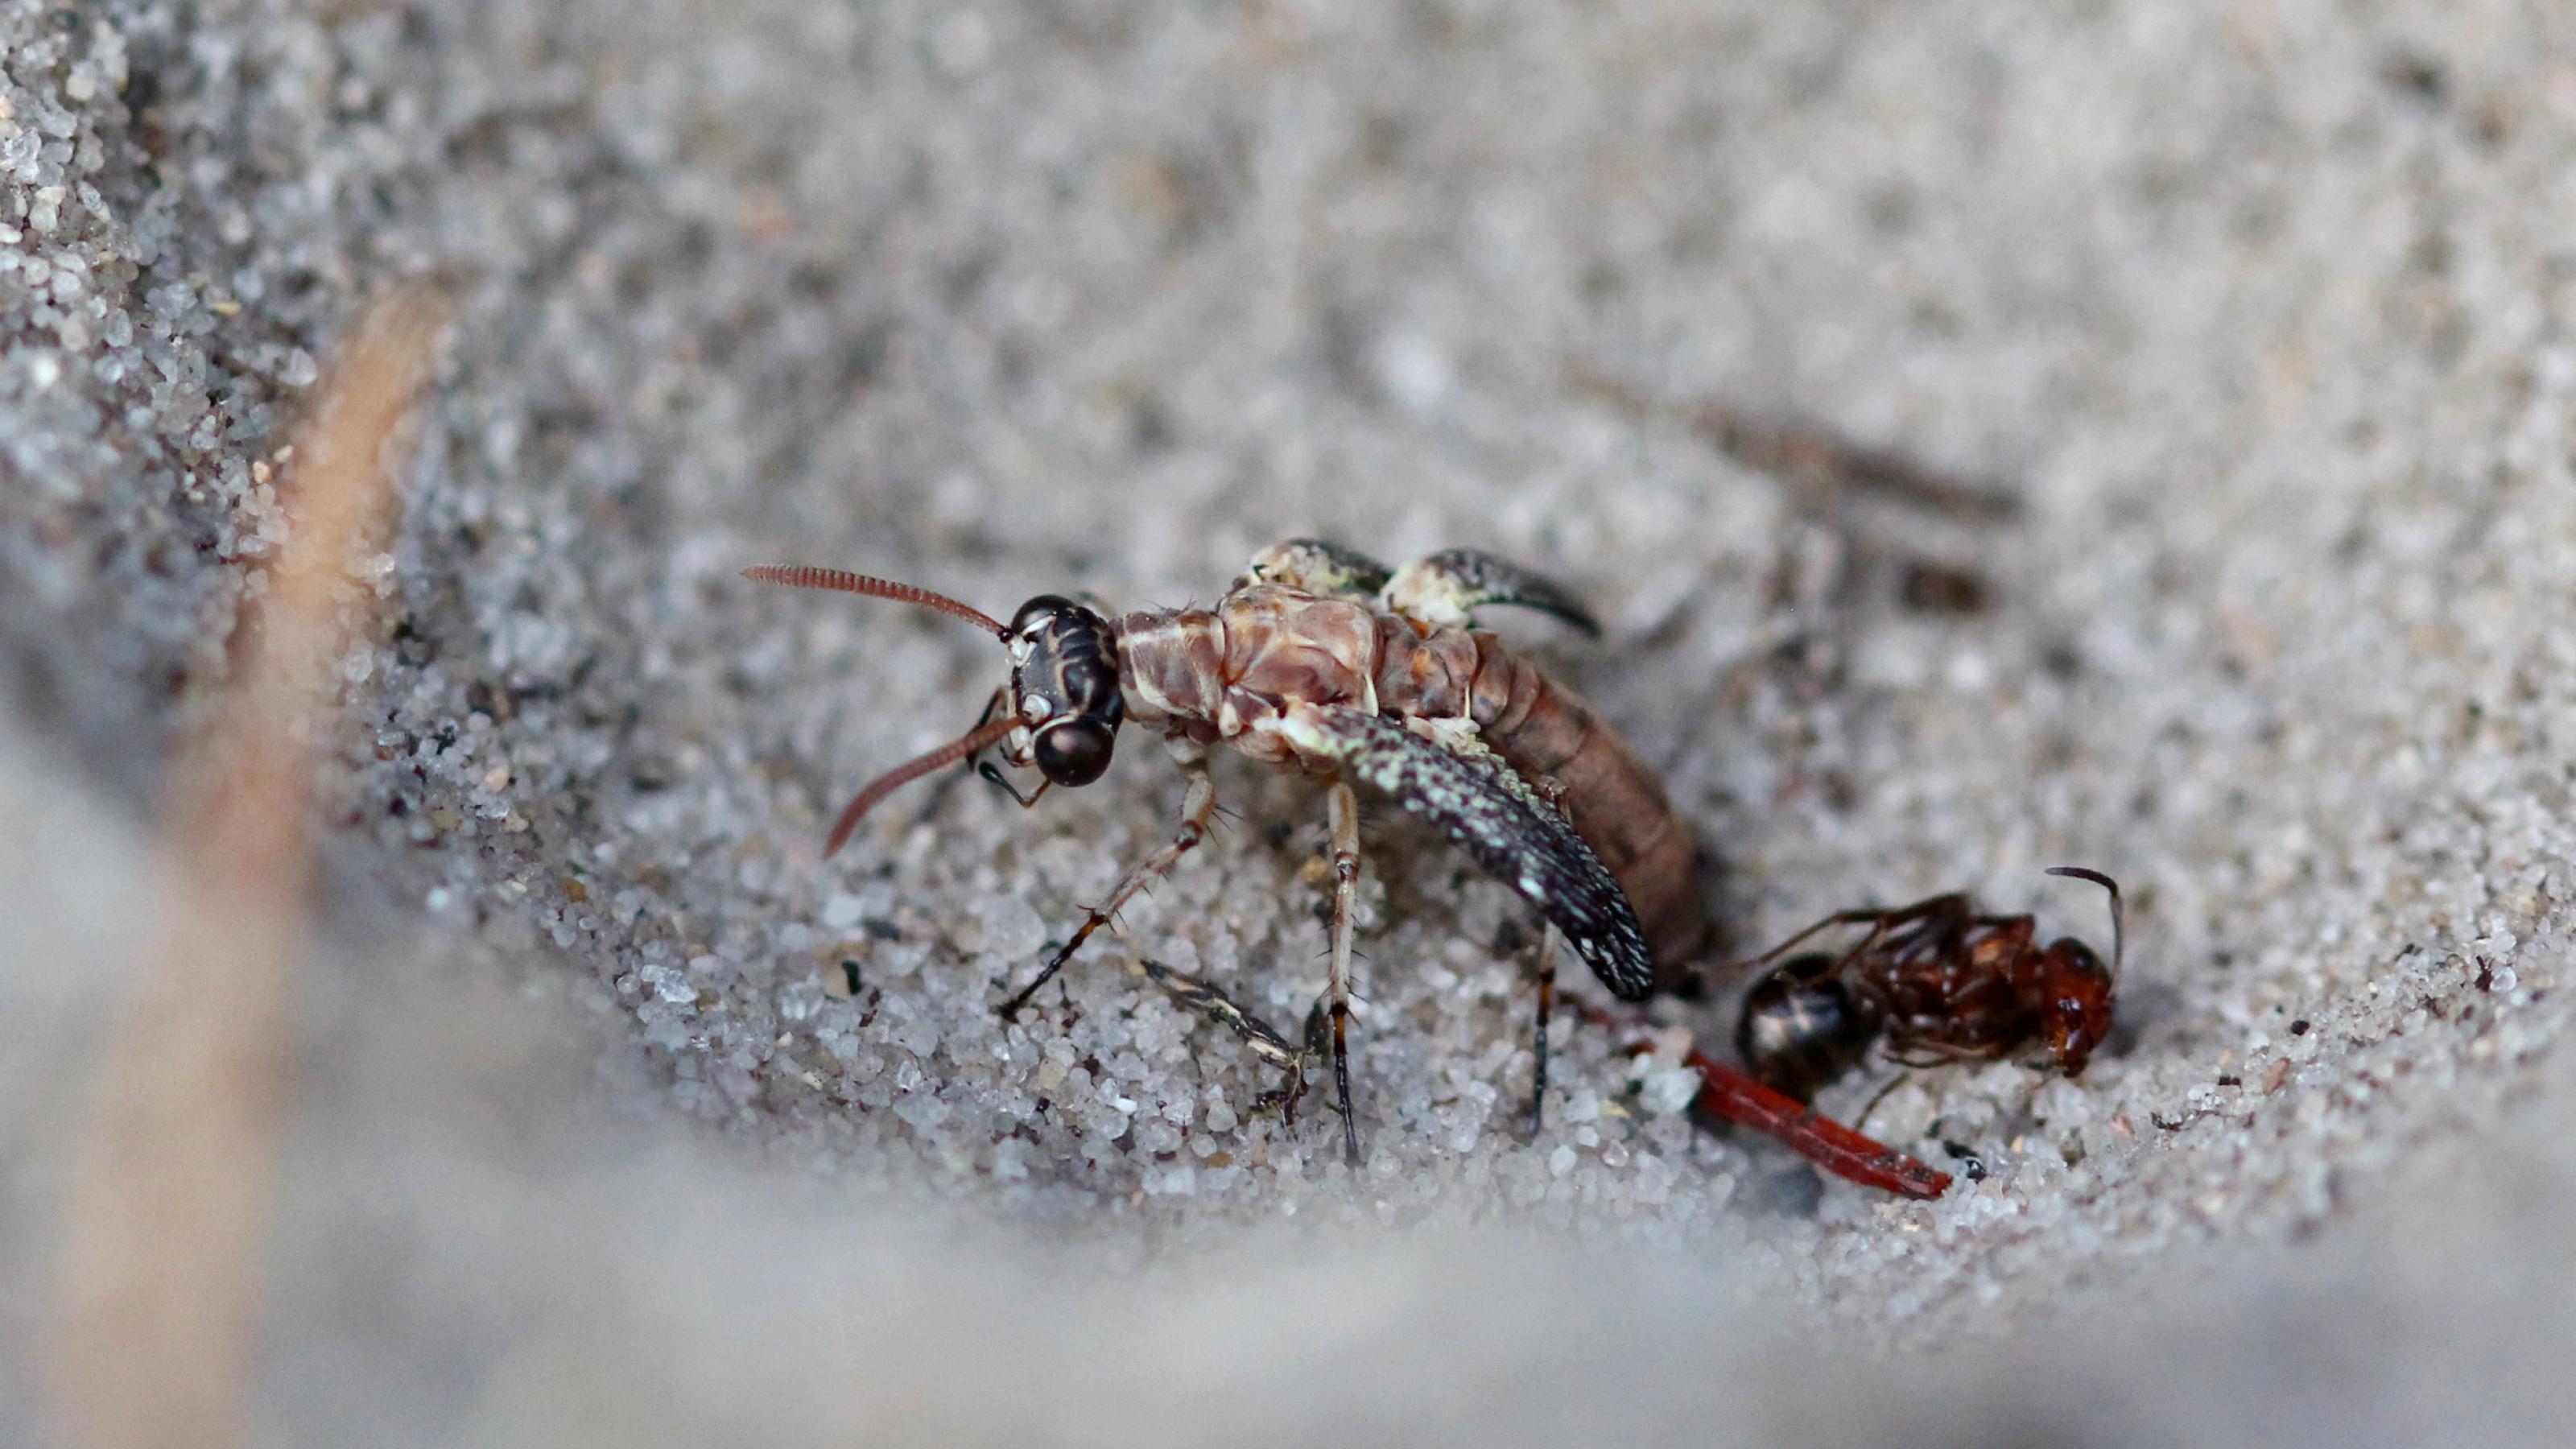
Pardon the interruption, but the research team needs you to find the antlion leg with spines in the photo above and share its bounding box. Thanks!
[1137,960,1308,1123]
[1527,921,1561,1138]
[998,737,1216,1018]
[1324,778,1364,1166]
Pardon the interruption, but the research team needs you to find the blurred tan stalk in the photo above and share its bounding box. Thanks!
[51,293,445,1449]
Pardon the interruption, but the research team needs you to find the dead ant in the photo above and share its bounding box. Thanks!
[747,539,1708,1170]
[1733,867,2123,1102]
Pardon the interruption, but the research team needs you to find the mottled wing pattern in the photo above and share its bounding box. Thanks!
[1237,539,1395,601]
[1382,548,1602,637]
[1284,704,1655,1000]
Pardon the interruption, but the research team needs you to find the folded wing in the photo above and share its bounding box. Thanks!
[1280,703,1655,1001]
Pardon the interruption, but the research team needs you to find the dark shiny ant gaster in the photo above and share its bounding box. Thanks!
[745,541,1704,1167]
[1734,866,2124,1102]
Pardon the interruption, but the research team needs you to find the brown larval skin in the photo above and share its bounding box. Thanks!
[1451,630,1704,976]
[1117,583,1707,986]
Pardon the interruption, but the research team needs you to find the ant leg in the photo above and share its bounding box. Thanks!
[1857,1070,1912,1133]
[1727,908,1895,973]
[1526,920,1561,1139]
[1567,1001,1953,1199]
[997,740,1215,1019]
[1730,893,1975,974]
[1325,778,1364,1167]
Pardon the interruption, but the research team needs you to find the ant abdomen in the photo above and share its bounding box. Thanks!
[1735,954,1883,1103]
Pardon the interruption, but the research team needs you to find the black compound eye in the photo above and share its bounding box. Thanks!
[1032,720,1116,786]
[1012,594,1080,634]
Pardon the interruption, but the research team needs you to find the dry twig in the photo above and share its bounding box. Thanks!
[53,291,444,1449]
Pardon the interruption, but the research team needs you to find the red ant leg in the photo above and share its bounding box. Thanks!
[1676,1045,1951,1199]
[1573,1005,1951,1199]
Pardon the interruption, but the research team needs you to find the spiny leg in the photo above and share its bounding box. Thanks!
[1137,960,1307,1124]
[1526,920,1561,1139]
[1325,778,1364,1166]
[1525,774,1569,1136]
[1297,988,1335,1129]
[998,738,1215,1019]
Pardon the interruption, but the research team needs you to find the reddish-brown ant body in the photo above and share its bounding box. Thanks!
[1734,867,2123,1102]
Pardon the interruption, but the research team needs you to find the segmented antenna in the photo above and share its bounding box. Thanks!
[2045,866,2124,978]
[824,716,1024,857]
[742,564,1009,639]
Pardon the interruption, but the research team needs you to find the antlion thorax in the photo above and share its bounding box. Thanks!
[1116,584,1492,770]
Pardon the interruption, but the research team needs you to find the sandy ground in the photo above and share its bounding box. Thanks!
[6,2,2576,1443]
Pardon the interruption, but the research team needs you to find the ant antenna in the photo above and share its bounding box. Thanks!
[2044,866,2124,979]
[825,716,1023,856]
[743,564,1009,640]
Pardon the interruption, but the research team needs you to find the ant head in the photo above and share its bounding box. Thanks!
[2037,866,2124,1076]
[2036,939,2117,1075]
[1006,595,1124,787]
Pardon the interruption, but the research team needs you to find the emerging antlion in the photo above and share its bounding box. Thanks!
[747,540,1706,1165]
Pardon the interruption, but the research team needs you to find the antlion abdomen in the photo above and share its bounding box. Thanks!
[1470,644,1705,978]
[1375,620,1707,980]
[1123,586,1703,984]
